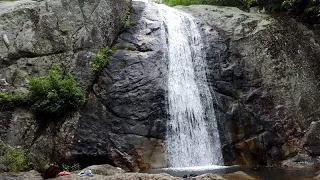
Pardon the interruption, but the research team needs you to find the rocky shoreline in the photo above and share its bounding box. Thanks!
[0,164,259,180]
[3,163,320,180]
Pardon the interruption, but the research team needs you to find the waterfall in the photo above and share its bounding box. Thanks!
[157,4,224,167]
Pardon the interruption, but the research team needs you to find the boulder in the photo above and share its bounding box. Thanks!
[0,170,42,180]
[313,174,320,180]
[221,171,259,180]
[281,154,320,169]
[55,173,182,180]
[303,121,320,155]
[81,164,125,176]
[193,173,226,180]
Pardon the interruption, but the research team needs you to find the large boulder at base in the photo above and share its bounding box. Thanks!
[0,170,42,180]
[221,171,258,180]
[81,164,125,176]
[193,173,226,180]
[313,174,320,180]
[281,154,320,168]
[303,121,320,156]
[55,173,182,180]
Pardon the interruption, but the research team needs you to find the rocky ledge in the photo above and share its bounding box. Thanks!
[0,164,259,180]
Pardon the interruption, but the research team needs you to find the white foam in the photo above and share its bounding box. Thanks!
[157,4,224,168]
[163,165,233,171]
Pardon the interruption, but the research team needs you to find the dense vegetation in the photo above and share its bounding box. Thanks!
[160,0,320,24]
[0,144,33,172]
[28,65,85,116]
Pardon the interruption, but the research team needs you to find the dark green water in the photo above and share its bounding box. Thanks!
[146,166,318,180]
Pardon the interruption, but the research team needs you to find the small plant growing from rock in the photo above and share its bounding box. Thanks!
[90,46,114,73]
[28,64,85,116]
[0,91,26,104]
[59,27,69,35]
[61,163,80,172]
[0,144,33,172]
[121,9,131,30]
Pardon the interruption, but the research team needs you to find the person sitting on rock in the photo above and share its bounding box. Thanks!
[41,163,62,179]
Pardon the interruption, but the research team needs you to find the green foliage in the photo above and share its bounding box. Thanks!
[28,64,85,115]
[160,0,248,9]
[61,163,80,172]
[121,9,131,30]
[90,46,114,73]
[59,28,69,35]
[0,91,26,104]
[151,0,163,3]
[0,144,33,172]
[162,0,202,6]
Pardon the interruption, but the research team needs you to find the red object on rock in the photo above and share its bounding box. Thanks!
[58,171,71,176]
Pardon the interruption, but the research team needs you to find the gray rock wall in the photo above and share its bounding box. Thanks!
[70,1,167,171]
[0,0,131,170]
[179,5,320,166]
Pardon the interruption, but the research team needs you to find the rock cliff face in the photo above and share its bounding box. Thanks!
[0,0,131,170]
[70,1,167,171]
[178,6,320,166]
[1,0,320,172]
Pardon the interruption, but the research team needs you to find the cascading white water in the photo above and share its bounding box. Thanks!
[157,4,224,167]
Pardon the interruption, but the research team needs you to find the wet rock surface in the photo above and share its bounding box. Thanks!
[179,5,320,166]
[221,171,258,180]
[69,1,167,171]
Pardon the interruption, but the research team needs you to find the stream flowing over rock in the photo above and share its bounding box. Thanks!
[1,0,320,171]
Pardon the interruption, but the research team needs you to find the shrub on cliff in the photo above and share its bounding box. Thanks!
[28,64,85,115]
[161,0,202,6]
[0,144,33,172]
